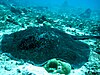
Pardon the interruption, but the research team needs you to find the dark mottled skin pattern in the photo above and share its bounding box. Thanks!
[1,26,90,68]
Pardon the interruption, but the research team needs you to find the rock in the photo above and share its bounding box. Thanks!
[1,26,90,68]
[60,61,71,74]
[44,58,58,73]
[16,69,21,73]
[4,66,12,71]
[35,15,47,24]
[43,21,51,26]
[44,58,71,74]
[10,5,22,14]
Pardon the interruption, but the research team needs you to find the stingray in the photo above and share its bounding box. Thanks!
[1,26,90,68]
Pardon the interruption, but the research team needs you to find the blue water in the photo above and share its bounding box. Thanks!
[67,0,100,10]
[0,0,100,10]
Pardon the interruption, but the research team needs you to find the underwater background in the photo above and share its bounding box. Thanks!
[0,0,100,75]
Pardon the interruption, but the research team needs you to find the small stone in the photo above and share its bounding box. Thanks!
[4,66,12,71]
[16,69,21,73]
[16,60,24,65]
